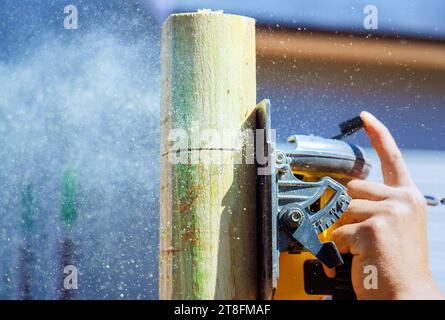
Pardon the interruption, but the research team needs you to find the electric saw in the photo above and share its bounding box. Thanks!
[256,99,371,300]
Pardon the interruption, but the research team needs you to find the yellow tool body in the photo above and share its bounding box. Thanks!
[275,173,351,300]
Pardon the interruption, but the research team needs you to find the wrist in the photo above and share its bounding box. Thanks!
[393,274,444,300]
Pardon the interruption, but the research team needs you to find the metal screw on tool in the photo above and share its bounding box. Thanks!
[276,152,286,164]
[287,209,304,228]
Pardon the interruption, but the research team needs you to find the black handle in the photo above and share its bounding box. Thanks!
[331,116,364,140]
[316,241,344,269]
[332,254,357,300]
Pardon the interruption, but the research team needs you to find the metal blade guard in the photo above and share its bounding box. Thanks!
[275,150,350,268]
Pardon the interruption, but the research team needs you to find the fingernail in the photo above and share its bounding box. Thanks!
[360,111,377,126]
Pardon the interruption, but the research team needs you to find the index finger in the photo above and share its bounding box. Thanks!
[360,111,414,187]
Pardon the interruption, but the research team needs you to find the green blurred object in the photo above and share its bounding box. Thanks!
[21,183,36,233]
[20,182,37,300]
[59,169,80,300]
[61,169,79,227]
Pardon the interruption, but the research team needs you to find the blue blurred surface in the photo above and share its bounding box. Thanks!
[143,0,445,40]
[0,0,160,300]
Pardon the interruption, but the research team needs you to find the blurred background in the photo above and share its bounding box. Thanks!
[0,0,444,299]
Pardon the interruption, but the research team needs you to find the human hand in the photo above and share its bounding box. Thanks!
[324,111,443,300]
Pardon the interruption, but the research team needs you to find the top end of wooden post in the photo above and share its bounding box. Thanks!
[162,9,255,28]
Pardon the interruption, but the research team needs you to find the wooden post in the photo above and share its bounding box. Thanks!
[160,10,257,299]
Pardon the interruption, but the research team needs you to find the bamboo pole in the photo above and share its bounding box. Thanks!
[160,10,257,299]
